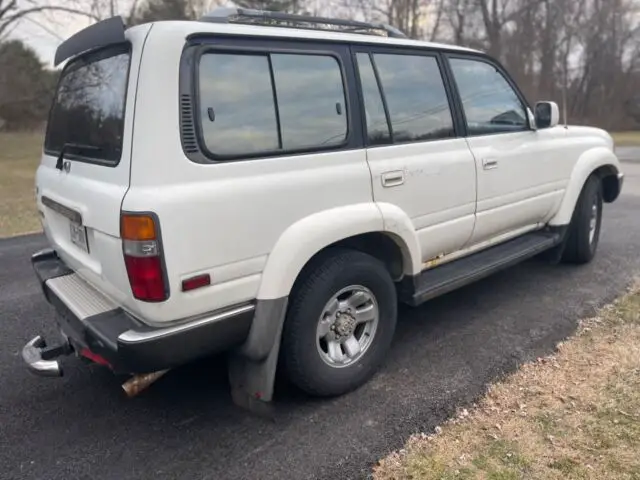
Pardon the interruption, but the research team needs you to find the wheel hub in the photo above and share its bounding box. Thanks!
[332,311,357,340]
[316,285,380,368]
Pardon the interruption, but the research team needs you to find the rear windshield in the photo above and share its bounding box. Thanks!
[45,45,131,165]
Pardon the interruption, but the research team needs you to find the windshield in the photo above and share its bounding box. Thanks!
[45,45,131,165]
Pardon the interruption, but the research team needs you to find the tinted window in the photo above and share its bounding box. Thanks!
[449,58,528,135]
[373,54,454,143]
[197,52,347,157]
[356,53,391,145]
[45,47,130,164]
[272,54,347,150]
[199,54,279,156]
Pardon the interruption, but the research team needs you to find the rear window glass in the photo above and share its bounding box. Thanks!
[355,53,392,145]
[198,54,279,156]
[372,53,454,143]
[45,46,130,165]
[197,51,347,158]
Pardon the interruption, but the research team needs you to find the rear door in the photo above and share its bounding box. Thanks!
[36,32,145,303]
[353,47,477,264]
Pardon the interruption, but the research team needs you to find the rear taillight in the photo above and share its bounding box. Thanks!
[121,213,168,302]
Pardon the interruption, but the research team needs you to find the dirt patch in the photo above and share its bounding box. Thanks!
[374,283,640,480]
[0,132,43,237]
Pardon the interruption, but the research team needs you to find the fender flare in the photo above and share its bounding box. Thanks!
[548,147,622,226]
[239,203,419,364]
[256,203,421,300]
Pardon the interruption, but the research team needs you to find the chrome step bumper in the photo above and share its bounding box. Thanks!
[22,335,67,377]
[27,249,255,375]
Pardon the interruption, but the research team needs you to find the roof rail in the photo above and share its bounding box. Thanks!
[200,7,407,39]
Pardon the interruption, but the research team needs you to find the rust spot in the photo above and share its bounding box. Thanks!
[423,253,445,269]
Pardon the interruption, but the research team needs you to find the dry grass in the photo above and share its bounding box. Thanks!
[612,131,640,146]
[0,132,43,238]
[374,284,640,480]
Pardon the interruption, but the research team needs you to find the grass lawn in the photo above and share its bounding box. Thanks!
[0,132,43,238]
[374,284,640,480]
[611,131,640,146]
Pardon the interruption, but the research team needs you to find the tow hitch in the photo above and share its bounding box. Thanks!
[22,335,72,377]
[23,334,169,397]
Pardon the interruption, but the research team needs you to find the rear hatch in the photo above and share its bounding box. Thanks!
[36,41,138,305]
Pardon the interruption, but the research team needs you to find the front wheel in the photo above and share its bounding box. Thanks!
[562,175,603,264]
[281,249,397,397]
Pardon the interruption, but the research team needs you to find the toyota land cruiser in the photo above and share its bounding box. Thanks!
[23,8,624,411]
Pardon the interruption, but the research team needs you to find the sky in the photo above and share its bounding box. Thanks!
[5,0,145,68]
[10,11,91,67]
[7,0,335,67]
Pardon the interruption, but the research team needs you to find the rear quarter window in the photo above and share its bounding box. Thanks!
[45,45,131,165]
[196,50,348,159]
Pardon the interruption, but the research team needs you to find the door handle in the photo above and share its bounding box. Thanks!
[381,170,405,188]
[482,158,499,170]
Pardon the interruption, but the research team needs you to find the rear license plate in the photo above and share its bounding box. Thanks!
[70,221,89,253]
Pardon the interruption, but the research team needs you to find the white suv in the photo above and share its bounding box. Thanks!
[24,8,624,410]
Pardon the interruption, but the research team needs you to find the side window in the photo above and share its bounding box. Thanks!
[449,58,528,136]
[198,52,347,158]
[355,53,391,145]
[371,53,455,143]
[272,54,347,150]
[198,54,279,156]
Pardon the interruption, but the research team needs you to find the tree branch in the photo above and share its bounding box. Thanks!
[0,5,100,38]
[429,0,445,41]
[0,0,18,21]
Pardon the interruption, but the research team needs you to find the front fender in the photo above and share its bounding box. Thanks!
[548,147,622,226]
[256,203,421,300]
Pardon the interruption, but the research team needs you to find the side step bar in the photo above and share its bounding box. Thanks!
[400,231,563,307]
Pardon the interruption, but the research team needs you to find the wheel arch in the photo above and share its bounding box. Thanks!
[256,204,420,300]
[548,147,622,226]
[594,164,622,203]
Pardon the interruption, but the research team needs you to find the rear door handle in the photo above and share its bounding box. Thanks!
[381,170,405,188]
[482,158,499,170]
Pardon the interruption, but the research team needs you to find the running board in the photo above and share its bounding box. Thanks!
[399,231,562,307]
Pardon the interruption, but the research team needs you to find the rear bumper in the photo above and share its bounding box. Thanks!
[27,249,253,375]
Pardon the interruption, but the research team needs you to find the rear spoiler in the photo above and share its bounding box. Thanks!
[54,16,126,67]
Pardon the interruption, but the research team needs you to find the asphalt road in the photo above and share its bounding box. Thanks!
[2,160,640,480]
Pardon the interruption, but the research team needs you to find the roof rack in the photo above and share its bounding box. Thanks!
[200,7,408,39]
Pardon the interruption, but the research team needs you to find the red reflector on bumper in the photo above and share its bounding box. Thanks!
[181,274,211,292]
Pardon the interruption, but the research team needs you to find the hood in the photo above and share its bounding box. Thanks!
[565,125,615,151]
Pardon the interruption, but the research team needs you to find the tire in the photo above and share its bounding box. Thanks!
[562,175,603,264]
[281,249,397,397]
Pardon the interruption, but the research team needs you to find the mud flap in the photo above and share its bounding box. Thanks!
[228,323,282,419]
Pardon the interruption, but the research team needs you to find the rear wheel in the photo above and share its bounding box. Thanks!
[281,249,397,397]
[562,175,603,264]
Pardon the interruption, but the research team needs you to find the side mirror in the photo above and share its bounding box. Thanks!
[535,101,560,129]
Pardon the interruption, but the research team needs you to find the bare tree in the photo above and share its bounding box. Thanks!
[1,0,639,130]
[0,0,105,39]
